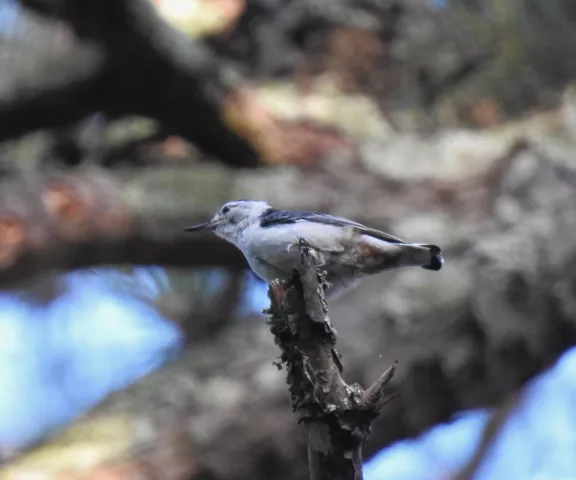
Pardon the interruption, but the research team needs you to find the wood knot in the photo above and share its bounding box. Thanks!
[0,217,25,267]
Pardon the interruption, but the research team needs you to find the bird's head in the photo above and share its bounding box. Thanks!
[184,200,270,241]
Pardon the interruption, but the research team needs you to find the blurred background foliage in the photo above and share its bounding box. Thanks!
[1,0,576,479]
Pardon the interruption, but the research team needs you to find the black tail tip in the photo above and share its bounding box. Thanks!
[421,244,444,271]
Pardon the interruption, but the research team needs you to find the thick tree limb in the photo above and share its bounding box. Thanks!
[8,0,258,166]
[0,166,246,287]
[0,157,417,287]
[267,242,397,480]
[0,42,108,139]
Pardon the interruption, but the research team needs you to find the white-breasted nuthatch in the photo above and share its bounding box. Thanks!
[184,200,443,298]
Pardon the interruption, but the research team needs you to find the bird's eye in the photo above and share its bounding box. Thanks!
[222,206,231,214]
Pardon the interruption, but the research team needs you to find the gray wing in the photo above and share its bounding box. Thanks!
[259,209,406,244]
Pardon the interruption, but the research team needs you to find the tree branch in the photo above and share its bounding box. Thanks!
[9,0,258,166]
[454,390,522,480]
[267,241,397,479]
[0,159,414,287]
[0,166,246,287]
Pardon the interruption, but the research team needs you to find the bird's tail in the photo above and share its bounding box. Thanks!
[406,243,444,271]
[418,244,444,271]
[354,236,444,273]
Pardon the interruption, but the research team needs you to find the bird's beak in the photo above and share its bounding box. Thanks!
[183,219,221,232]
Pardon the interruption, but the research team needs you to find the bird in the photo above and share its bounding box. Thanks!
[184,200,443,298]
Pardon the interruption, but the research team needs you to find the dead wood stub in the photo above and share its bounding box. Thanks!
[266,242,397,480]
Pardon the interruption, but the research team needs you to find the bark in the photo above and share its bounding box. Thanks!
[266,242,396,479]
